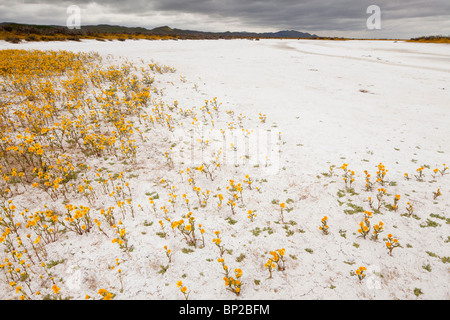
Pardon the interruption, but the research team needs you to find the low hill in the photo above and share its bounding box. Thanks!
[0,22,319,39]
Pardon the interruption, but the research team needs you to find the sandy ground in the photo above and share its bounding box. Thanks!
[0,39,449,300]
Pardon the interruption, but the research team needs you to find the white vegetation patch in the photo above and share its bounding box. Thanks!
[0,39,449,300]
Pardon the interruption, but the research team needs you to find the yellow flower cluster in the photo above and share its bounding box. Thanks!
[264,248,286,278]
[111,221,130,253]
[25,209,61,244]
[217,256,242,296]
[376,162,388,185]
[319,216,329,235]
[341,163,355,190]
[391,194,401,211]
[357,211,372,239]
[415,166,425,181]
[0,48,222,299]
[259,113,267,123]
[405,202,414,217]
[355,266,367,281]
[97,288,114,300]
[212,230,225,256]
[64,204,93,235]
[176,280,190,300]
[363,170,374,191]
[247,209,257,221]
[385,234,401,255]
[372,221,384,240]
[171,212,199,247]
[433,188,442,200]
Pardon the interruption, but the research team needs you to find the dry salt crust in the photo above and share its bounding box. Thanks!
[0,39,449,300]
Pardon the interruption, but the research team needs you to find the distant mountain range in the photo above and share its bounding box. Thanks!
[0,22,319,39]
[114,25,320,38]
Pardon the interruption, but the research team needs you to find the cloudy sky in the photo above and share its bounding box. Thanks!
[1,0,449,39]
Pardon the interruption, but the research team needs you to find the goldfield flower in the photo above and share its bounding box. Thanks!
[319,216,329,235]
[177,281,190,299]
[385,234,401,255]
[405,202,414,216]
[355,266,367,281]
[433,188,442,200]
[372,221,384,240]
[358,218,370,239]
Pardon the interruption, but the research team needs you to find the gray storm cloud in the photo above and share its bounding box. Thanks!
[1,0,449,38]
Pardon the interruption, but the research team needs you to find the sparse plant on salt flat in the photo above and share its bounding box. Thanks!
[372,221,384,241]
[259,113,267,123]
[177,280,190,300]
[439,163,448,176]
[376,188,386,211]
[364,170,374,191]
[391,194,401,211]
[376,163,388,186]
[357,211,372,239]
[171,212,200,248]
[354,266,367,282]
[216,251,243,296]
[212,230,226,257]
[341,163,355,191]
[415,166,425,181]
[433,188,442,200]
[404,202,414,217]
[385,234,401,256]
[319,216,329,235]
[247,209,257,222]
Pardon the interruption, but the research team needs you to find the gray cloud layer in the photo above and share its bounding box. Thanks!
[1,0,449,38]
